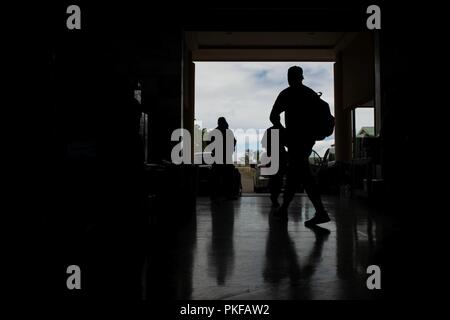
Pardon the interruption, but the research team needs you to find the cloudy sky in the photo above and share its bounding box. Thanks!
[195,62,344,158]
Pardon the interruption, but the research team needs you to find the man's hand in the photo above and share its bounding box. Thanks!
[272,124,286,130]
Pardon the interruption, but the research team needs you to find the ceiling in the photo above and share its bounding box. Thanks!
[191,32,347,49]
[187,31,357,61]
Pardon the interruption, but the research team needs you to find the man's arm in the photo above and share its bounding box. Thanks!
[270,92,285,128]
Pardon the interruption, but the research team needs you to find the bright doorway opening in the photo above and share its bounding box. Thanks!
[194,61,334,193]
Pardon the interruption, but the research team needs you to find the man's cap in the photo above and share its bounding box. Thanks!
[288,66,303,77]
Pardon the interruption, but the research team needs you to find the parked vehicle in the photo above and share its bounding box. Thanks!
[253,159,270,193]
[322,145,336,167]
[317,145,345,194]
[309,149,324,175]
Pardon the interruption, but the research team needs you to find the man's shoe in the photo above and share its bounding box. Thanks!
[304,213,330,227]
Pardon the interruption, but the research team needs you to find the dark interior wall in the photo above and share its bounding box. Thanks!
[370,4,440,296]
[43,4,185,165]
[378,28,418,216]
[376,2,434,213]
[139,32,183,163]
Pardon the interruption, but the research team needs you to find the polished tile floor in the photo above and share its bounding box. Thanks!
[146,194,391,300]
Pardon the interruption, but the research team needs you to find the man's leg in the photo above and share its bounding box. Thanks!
[210,165,219,198]
[211,165,225,198]
[299,158,330,226]
[274,163,297,219]
[269,169,283,207]
[225,165,237,199]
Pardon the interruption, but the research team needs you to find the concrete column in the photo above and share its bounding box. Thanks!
[334,54,352,162]
[374,31,382,135]
[182,45,195,158]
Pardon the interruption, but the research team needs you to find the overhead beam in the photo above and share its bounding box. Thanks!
[192,49,335,61]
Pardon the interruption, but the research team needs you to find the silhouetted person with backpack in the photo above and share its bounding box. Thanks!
[270,66,331,226]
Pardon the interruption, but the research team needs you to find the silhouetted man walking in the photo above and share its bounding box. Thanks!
[270,66,330,226]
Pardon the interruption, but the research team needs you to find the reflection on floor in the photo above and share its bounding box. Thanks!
[146,194,391,300]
